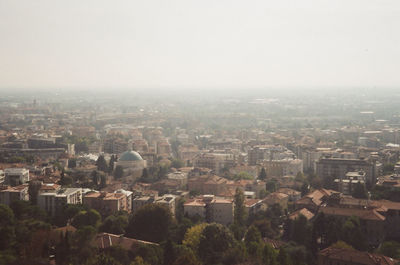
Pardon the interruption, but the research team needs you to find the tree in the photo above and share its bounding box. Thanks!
[263,243,278,265]
[68,158,77,168]
[352,183,368,199]
[252,219,277,238]
[378,241,400,259]
[330,240,354,250]
[28,180,42,205]
[198,223,236,265]
[109,155,116,173]
[97,155,108,172]
[291,215,310,246]
[277,248,291,265]
[266,180,277,192]
[172,249,201,265]
[342,216,367,251]
[100,174,107,188]
[0,204,16,250]
[163,239,175,265]
[126,204,173,243]
[114,165,124,179]
[91,170,99,186]
[131,256,151,265]
[233,171,253,180]
[140,168,150,183]
[234,188,247,227]
[100,213,129,235]
[259,167,267,180]
[183,223,207,253]
[71,209,101,229]
[171,159,184,169]
[244,225,263,260]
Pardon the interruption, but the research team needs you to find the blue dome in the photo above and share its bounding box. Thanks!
[119,151,143,161]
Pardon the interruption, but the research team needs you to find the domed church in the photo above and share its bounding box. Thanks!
[114,150,147,178]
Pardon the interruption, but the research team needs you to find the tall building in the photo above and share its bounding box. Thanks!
[316,158,377,184]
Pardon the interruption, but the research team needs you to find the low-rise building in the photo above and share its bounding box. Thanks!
[263,192,289,209]
[132,196,155,213]
[317,247,398,265]
[4,168,29,186]
[83,191,129,216]
[0,184,29,205]
[184,195,234,225]
[38,188,83,216]
[155,194,176,217]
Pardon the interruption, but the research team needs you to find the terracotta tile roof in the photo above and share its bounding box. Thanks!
[319,247,399,265]
[295,189,336,207]
[319,207,385,221]
[184,199,206,207]
[94,233,158,250]
[262,237,285,249]
[289,208,315,220]
[245,199,262,207]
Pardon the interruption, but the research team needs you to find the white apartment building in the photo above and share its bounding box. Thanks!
[38,188,82,216]
[4,168,29,186]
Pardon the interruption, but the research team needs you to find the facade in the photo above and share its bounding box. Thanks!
[316,158,377,184]
[193,152,235,174]
[187,174,229,195]
[38,188,83,216]
[334,171,366,195]
[114,189,133,212]
[84,191,129,215]
[155,194,176,217]
[261,159,303,177]
[132,196,155,213]
[4,168,29,186]
[184,195,234,225]
[0,184,29,205]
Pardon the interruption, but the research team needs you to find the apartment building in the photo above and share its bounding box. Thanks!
[38,188,83,216]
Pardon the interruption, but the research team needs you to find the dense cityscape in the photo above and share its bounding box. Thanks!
[0,89,399,265]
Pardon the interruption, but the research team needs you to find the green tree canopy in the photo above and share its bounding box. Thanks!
[198,223,237,265]
[126,204,173,243]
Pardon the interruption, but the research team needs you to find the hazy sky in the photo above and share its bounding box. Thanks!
[0,0,399,91]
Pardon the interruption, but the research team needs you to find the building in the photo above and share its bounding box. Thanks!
[334,171,366,195]
[263,192,289,209]
[155,194,176,217]
[178,144,199,166]
[4,168,29,186]
[193,152,235,174]
[114,150,147,178]
[114,189,133,212]
[0,170,4,184]
[248,145,296,166]
[84,191,129,215]
[295,189,336,212]
[261,159,303,177]
[38,188,83,216]
[103,138,129,154]
[0,184,29,205]
[316,158,377,185]
[184,195,234,225]
[187,174,229,195]
[317,247,398,265]
[167,171,188,188]
[132,196,155,213]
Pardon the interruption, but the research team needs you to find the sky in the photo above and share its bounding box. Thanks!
[0,0,399,92]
